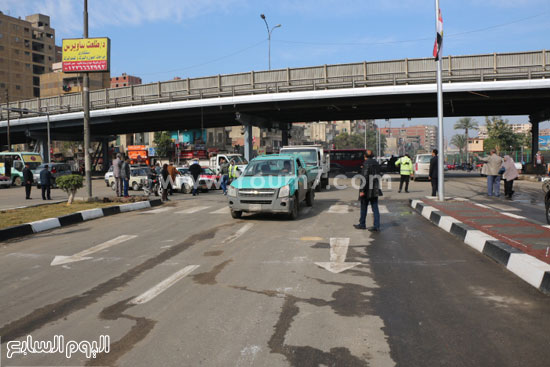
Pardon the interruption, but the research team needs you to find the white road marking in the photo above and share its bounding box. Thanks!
[221,223,254,245]
[368,205,389,214]
[175,206,211,214]
[130,265,200,305]
[50,234,137,266]
[501,212,526,219]
[475,203,491,209]
[327,205,349,214]
[143,207,173,214]
[487,203,521,212]
[315,237,361,273]
[211,207,230,214]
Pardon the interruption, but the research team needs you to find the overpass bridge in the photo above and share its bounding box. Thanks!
[1,49,549,162]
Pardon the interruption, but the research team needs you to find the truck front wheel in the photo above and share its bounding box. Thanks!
[288,195,299,220]
[231,210,242,219]
[306,189,314,207]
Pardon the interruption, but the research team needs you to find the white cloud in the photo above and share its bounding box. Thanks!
[0,0,245,38]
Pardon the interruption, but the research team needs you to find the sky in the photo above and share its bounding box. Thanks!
[2,0,550,139]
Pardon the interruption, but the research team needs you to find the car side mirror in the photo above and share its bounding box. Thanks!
[14,162,23,171]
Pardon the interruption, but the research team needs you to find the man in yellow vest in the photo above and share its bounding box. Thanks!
[228,159,239,183]
[395,154,413,193]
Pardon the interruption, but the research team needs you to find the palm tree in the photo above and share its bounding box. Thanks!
[450,134,467,163]
[454,118,479,164]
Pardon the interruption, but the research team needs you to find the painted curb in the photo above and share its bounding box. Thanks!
[409,198,550,295]
[0,200,162,242]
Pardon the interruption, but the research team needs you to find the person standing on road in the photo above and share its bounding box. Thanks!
[395,154,413,193]
[40,165,53,200]
[219,158,230,195]
[476,150,503,197]
[161,163,170,201]
[189,160,202,196]
[535,151,545,175]
[112,153,123,197]
[429,149,439,197]
[502,155,519,199]
[22,162,33,200]
[121,158,131,198]
[228,159,239,184]
[167,162,178,196]
[354,150,381,232]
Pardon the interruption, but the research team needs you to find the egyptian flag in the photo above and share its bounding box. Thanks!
[433,9,443,60]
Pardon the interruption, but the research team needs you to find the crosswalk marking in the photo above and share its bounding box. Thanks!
[368,205,389,214]
[211,207,230,214]
[175,206,211,214]
[143,207,173,214]
[486,203,521,212]
[327,205,349,214]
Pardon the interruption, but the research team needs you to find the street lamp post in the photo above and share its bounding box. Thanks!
[260,14,281,70]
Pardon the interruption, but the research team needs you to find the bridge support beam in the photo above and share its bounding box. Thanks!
[244,124,253,162]
[102,138,111,172]
[281,123,290,147]
[529,115,539,165]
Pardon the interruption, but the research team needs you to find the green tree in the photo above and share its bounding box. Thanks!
[56,174,83,205]
[450,134,467,163]
[333,131,386,154]
[454,117,478,163]
[484,116,519,154]
[153,131,174,158]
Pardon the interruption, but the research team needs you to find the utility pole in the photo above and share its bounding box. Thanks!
[5,90,10,152]
[260,14,281,71]
[435,0,445,201]
[83,0,92,198]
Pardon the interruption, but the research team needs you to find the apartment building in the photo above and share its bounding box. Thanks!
[111,73,142,88]
[40,62,110,97]
[0,12,56,101]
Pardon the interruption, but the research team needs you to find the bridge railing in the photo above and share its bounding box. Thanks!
[1,50,548,120]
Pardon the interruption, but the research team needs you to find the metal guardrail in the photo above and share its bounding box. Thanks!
[1,50,548,120]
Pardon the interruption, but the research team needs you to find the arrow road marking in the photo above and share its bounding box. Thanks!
[130,265,200,305]
[50,234,137,266]
[221,223,254,245]
[211,207,230,214]
[315,237,360,273]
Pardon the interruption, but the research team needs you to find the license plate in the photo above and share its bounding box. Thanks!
[249,204,262,212]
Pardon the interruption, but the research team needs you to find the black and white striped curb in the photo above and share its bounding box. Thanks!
[0,199,162,241]
[410,199,550,295]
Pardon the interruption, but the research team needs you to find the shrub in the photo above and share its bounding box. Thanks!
[55,175,84,205]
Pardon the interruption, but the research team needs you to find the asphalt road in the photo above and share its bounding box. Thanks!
[1,175,550,366]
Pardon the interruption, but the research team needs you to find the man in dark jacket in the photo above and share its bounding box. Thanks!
[354,150,381,232]
[429,149,439,197]
[189,160,203,196]
[40,165,53,200]
[22,162,34,199]
[160,164,170,201]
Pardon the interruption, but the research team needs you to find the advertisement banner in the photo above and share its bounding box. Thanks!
[62,38,110,72]
[539,136,550,151]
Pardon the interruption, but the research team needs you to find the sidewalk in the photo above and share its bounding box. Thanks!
[410,197,550,294]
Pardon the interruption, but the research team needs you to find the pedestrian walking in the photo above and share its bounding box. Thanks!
[429,149,439,197]
[121,158,131,197]
[219,158,230,195]
[476,150,503,197]
[22,162,33,199]
[112,153,123,197]
[502,155,519,199]
[354,150,381,232]
[161,163,170,201]
[40,165,53,200]
[167,162,178,196]
[395,154,413,193]
[189,160,202,196]
[228,159,239,184]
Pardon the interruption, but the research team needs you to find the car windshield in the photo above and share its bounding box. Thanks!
[416,155,432,163]
[202,168,215,175]
[228,156,247,164]
[282,149,317,166]
[178,168,190,175]
[243,159,294,176]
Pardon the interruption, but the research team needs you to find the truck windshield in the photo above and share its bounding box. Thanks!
[281,149,317,166]
[228,155,248,164]
[243,160,294,176]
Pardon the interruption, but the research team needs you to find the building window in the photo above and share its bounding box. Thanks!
[116,77,119,80]
[115,84,118,87]
[24,27,29,33]
[123,83,126,86]
[16,85,21,90]
[0,83,5,89]
[0,34,3,39]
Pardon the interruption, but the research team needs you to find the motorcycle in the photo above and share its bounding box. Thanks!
[142,176,162,197]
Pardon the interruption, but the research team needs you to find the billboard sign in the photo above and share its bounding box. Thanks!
[539,136,550,151]
[62,38,110,72]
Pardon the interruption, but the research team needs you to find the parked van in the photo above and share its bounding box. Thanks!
[0,152,43,186]
[412,153,432,180]
[210,154,248,174]
[280,145,330,189]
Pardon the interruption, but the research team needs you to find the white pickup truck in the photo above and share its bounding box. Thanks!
[280,145,330,190]
[210,154,248,175]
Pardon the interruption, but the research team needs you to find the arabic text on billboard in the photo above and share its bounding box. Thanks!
[539,136,550,151]
[62,38,110,72]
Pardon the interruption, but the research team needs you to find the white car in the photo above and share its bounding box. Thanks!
[104,165,114,186]
[0,175,11,188]
[412,154,432,180]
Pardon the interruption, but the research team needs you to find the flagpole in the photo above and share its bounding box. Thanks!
[435,0,445,201]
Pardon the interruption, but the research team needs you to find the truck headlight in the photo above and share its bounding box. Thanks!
[228,185,237,197]
[278,184,290,198]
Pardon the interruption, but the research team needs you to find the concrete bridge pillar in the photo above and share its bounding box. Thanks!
[102,138,111,172]
[281,123,290,147]
[529,114,540,165]
[244,124,253,162]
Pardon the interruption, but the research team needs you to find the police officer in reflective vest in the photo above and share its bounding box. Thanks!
[395,154,413,193]
[228,160,239,183]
